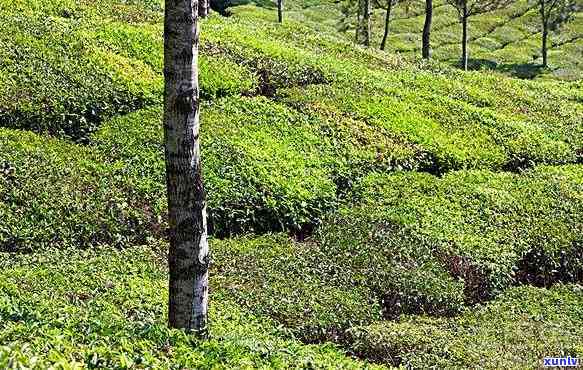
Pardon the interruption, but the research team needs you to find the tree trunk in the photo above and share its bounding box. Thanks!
[277,0,283,23]
[542,25,548,67]
[422,0,432,59]
[540,1,548,67]
[380,1,393,50]
[164,0,210,334]
[356,0,363,42]
[362,0,372,46]
[356,0,372,46]
[356,0,371,46]
[461,6,468,71]
[199,0,209,17]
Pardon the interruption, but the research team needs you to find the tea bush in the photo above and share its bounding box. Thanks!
[0,9,160,142]
[0,245,381,369]
[93,97,426,237]
[213,231,462,343]
[331,165,583,303]
[346,284,583,367]
[0,128,160,252]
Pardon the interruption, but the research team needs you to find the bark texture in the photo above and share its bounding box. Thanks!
[164,0,210,334]
[422,0,433,58]
[356,0,363,41]
[461,6,468,70]
[277,0,283,22]
[380,0,393,50]
[540,0,549,67]
[364,0,372,46]
[542,24,548,67]
[356,0,372,45]
[199,0,210,17]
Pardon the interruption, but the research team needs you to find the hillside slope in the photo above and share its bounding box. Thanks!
[276,0,583,80]
[0,0,582,368]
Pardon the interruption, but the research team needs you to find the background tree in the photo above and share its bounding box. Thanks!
[536,0,579,67]
[422,0,433,58]
[278,0,283,22]
[375,0,399,50]
[356,0,372,45]
[164,0,211,334]
[446,0,513,70]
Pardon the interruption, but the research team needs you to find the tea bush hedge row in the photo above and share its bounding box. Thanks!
[1,94,426,251]
[0,9,161,142]
[220,165,583,341]
[0,245,381,369]
[346,284,583,367]
[282,69,581,173]
[0,7,260,142]
[212,232,463,343]
[0,128,159,252]
[1,232,579,368]
[0,0,164,24]
[212,7,582,170]
[93,97,425,237]
[213,235,384,343]
[90,21,259,99]
[327,165,583,304]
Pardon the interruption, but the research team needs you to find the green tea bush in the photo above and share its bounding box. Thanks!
[1,90,428,253]
[336,165,583,303]
[213,235,383,343]
[214,232,460,343]
[91,21,259,99]
[202,97,339,235]
[281,61,580,173]
[346,284,583,367]
[0,245,380,369]
[93,97,426,238]
[93,100,340,237]
[0,10,161,142]
[0,128,160,252]
[0,0,164,23]
[317,214,466,318]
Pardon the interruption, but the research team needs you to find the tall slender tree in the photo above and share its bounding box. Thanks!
[277,0,283,23]
[376,0,398,50]
[422,0,433,58]
[356,0,372,45]
[537,0,578,67]
[446,0,512,70]
[164,0,210,334]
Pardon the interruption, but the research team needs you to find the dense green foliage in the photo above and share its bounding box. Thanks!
[0,0,582,367]
[346,284,583,367]
[332,166,583,302]
[212,165,582,347]
[0,8,160,141]
[0,246,382,368]
[1,239,581,368]
[215,233,463,343]
[0,128,160,252]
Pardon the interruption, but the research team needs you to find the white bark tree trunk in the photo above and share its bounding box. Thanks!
[164,0,210,334]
